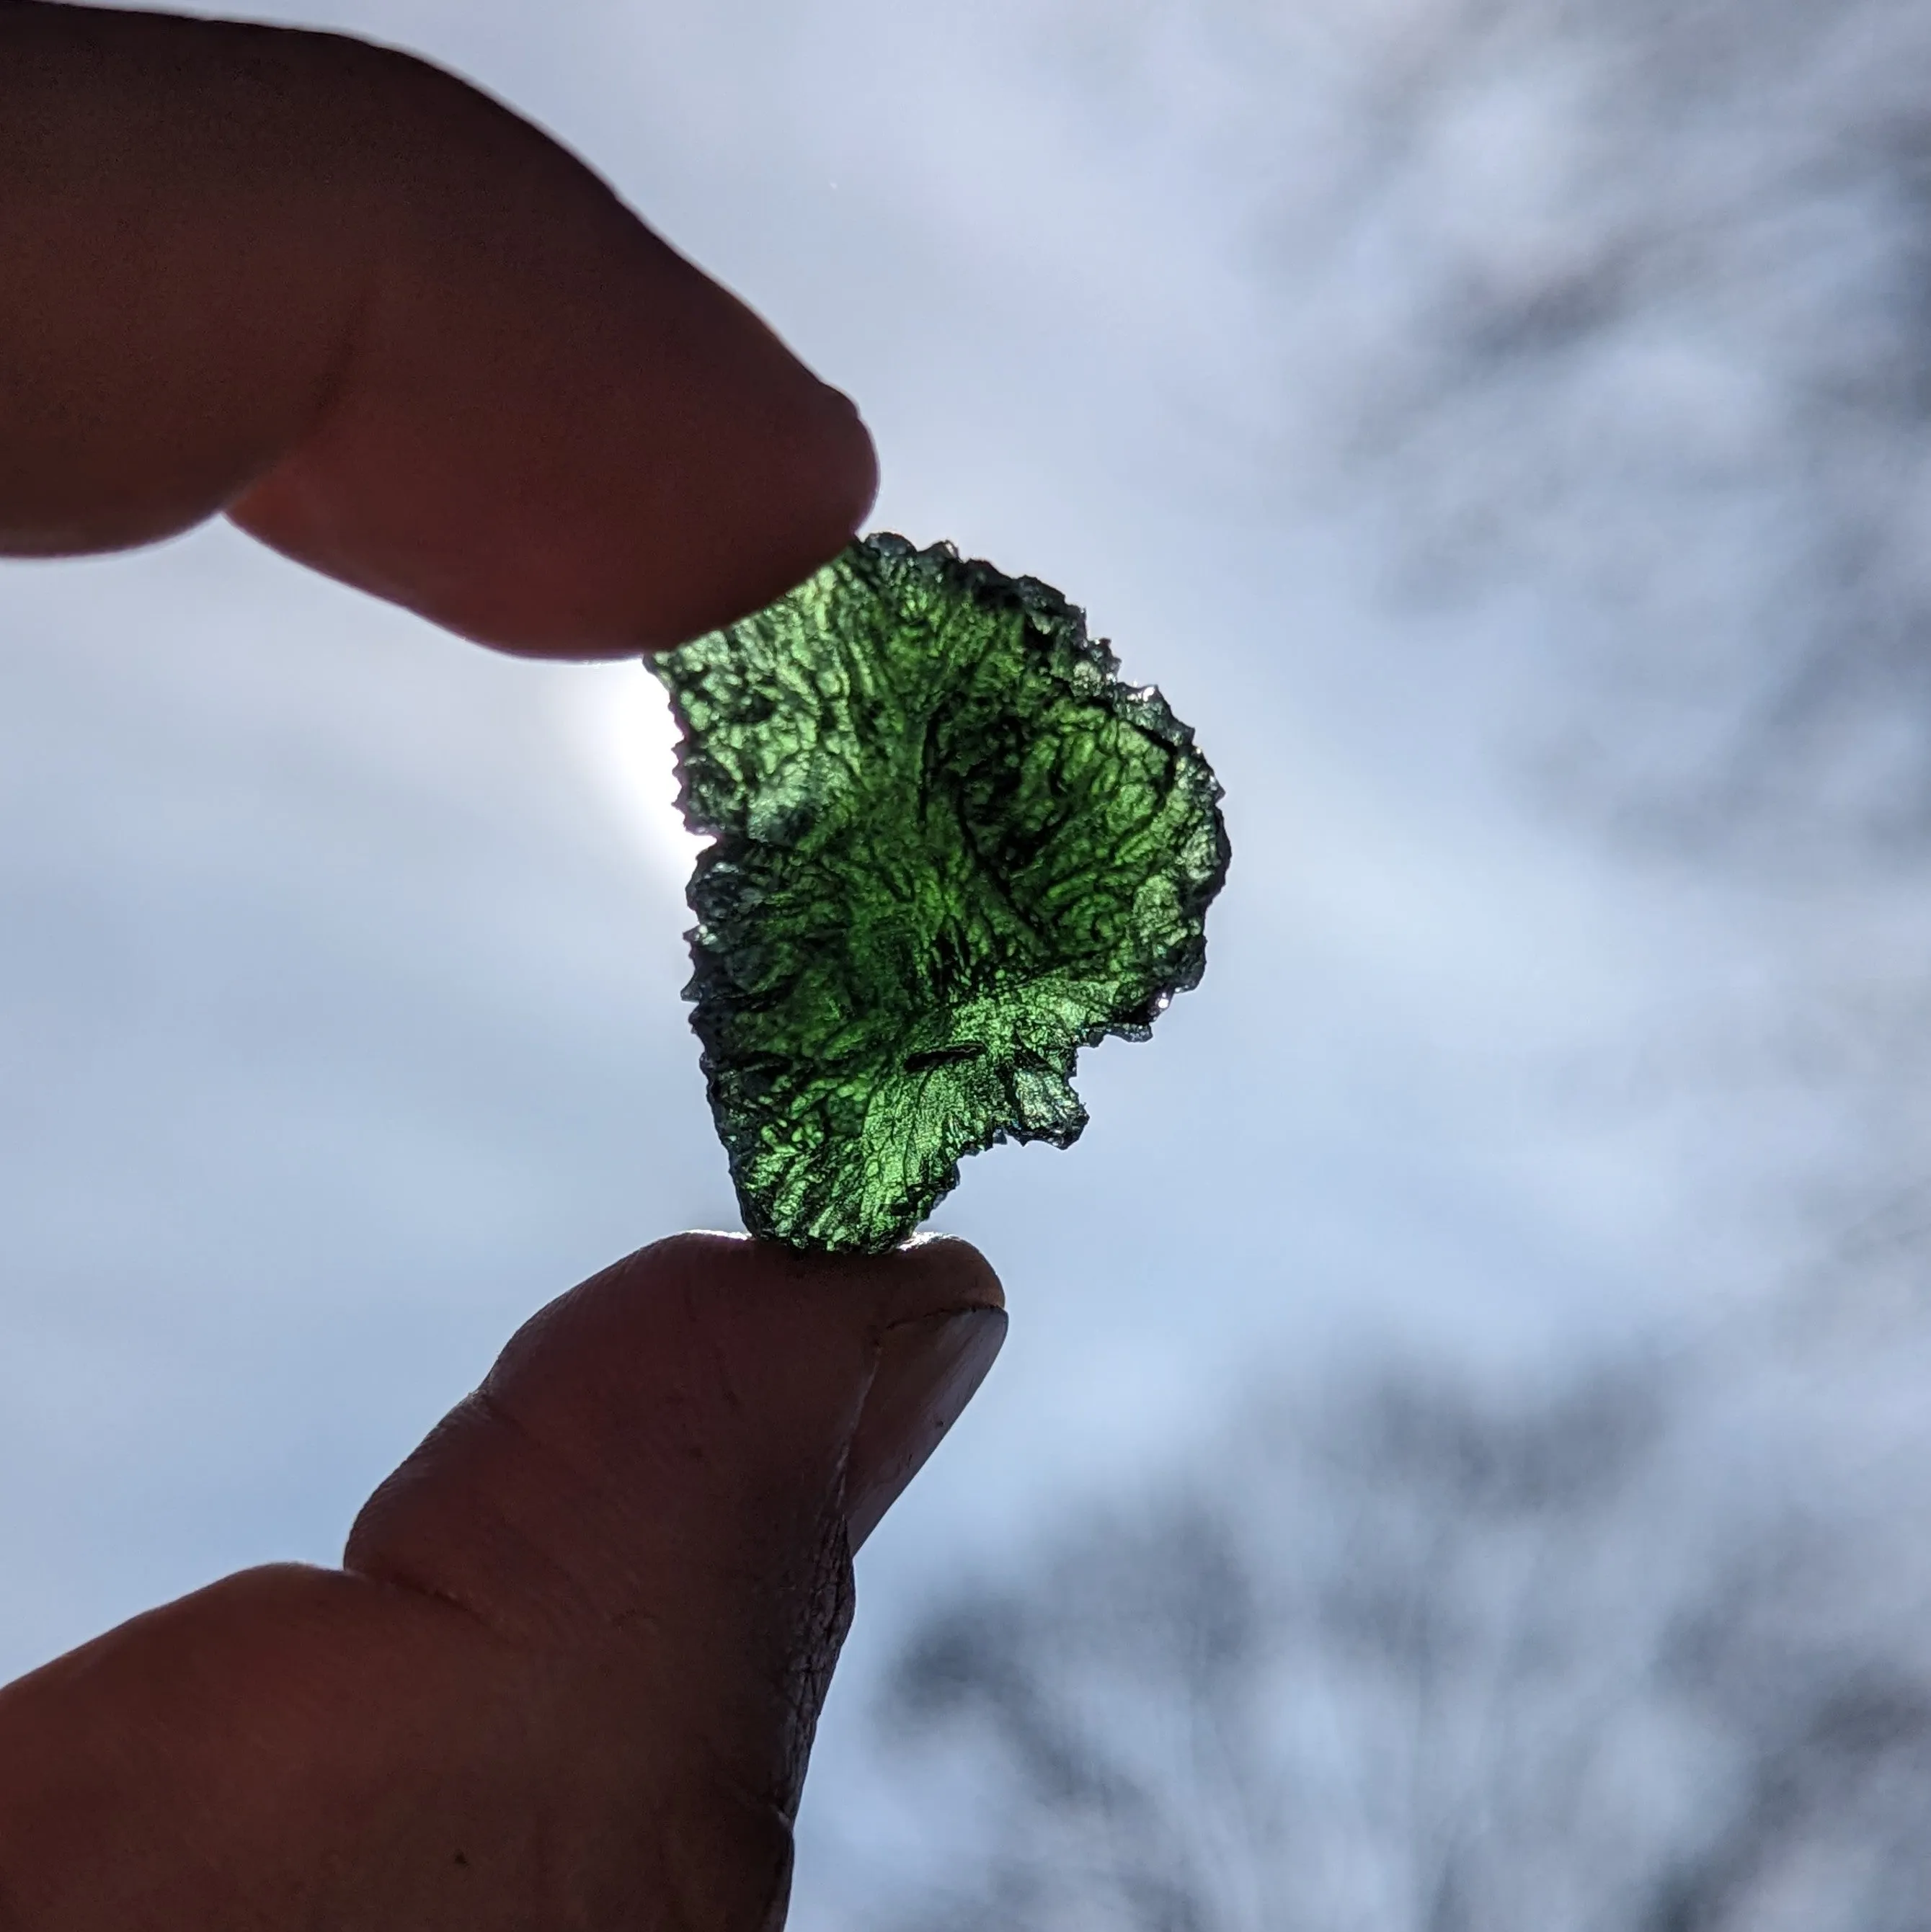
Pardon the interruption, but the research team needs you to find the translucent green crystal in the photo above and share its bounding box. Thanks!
[652,533,1230,1253]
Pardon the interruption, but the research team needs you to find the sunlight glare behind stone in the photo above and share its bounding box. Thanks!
[560,661,711,883]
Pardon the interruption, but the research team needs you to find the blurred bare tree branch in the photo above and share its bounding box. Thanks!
[871,1361,1931,1932]
[1036,0,1931,850]
[1331,0,1931,851]
[834,11,1931,1926]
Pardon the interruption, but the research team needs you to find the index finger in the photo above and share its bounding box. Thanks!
[0,3,876,655]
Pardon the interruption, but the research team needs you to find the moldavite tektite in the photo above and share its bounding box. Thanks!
[652,533,1230,1253]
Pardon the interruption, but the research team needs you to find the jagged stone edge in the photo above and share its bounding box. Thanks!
[657,533,1232,1250]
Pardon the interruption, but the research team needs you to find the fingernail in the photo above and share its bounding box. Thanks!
[844,1302,1008,1549]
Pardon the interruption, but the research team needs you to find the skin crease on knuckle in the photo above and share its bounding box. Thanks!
[0,1,879,654]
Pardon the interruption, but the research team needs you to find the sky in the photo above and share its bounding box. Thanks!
[1,0,1905,1919]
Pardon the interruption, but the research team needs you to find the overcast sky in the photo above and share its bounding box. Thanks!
[1,1,1886,1918]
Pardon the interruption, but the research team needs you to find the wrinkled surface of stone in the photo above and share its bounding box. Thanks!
[653,533,1230,1252]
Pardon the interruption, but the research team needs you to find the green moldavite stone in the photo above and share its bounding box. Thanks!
[652,533,1230,1253]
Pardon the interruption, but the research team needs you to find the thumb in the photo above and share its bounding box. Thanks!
[343,1231,1004,1922]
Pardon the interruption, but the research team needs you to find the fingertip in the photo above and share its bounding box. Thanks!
[812,382,881,550]
[844,1241,1008,1549]
[639,375,879,658]
[885,1233,1005,1320]
[683,1232,1005,1554]
[636,1229,1003,1332]
[344,1231,1006,1647]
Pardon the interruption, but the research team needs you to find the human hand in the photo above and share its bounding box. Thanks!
[0,0,876,652]
[0,9,1005,1928]
[0,1236,1004,1929]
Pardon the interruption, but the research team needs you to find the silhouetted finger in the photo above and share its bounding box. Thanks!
[344,1235,1005,1849]
[0,4,876,654]
[0,1236,1003,1929]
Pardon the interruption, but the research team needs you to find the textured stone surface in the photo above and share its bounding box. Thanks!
[653,533,1230,1252]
